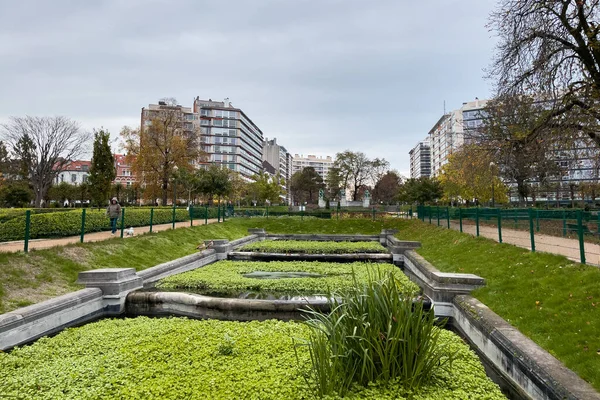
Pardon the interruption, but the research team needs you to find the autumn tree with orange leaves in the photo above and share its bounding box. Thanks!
[121,107,204,205]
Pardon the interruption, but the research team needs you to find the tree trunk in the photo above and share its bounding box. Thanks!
[516,179,527,208]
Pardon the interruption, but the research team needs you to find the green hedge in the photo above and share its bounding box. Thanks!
[0,208,190,241]
[0,317,505,399]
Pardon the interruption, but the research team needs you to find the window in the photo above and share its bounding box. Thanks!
[71,174,77,183]
[83,175,88,183]
[214,119,222,127]
[201,119,209,126]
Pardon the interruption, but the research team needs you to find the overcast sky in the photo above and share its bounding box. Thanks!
[0,0,497,176]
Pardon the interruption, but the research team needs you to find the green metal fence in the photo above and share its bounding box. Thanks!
[0,206,227,253]
[417,205,593,264]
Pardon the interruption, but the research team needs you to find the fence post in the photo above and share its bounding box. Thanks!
[172,205,176,229]
[189,205,194,227]
[536,209,540,232]
[24,210,31,253]
[446,207,450,229]
[150,208,154,233]
[562,209,566,237]
[528,208,535,252]
[80,208,86,243]
[458,207,463,233]
[222,204,226,222]
[120,208,125,238]
[436,206,440,226]
[205,204,209,225]
[409,205,413,219]
[217,205,221,223]
[428,206,432,224]
[577,210,586,264]
[497,208,502,243]
[475,207,480,237]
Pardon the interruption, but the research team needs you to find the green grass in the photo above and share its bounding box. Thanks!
[0,222,249,313]
[0,317,504,400]
[239,240,387,254]
[156,260,419,297]
[228,218,600,391]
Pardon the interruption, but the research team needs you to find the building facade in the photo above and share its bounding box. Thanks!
[113,154,136,187]
[408,139,431,179]
[292,154,334,181]
[263,137,292,203]
[54,160,91,185]
[193,97,264,180]
[428,99,488,176]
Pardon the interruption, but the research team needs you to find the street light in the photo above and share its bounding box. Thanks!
[489,161,496,207]
[173,166,179,206]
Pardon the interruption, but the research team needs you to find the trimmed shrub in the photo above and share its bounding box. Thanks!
[0,208,190,241]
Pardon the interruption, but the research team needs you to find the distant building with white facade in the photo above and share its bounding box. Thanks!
[292,154,334,181]
[409,139,431,179]
[54,160,91,185]
[428,99,488,176]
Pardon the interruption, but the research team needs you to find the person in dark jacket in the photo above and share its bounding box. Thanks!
[106,197,121,235]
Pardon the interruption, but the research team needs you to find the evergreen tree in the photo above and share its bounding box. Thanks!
[88,129,116,207]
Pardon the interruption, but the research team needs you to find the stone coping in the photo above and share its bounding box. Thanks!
[265,233,380,242]
[404,250,485,287]
[0,288,102,333]
[454,296,600,400]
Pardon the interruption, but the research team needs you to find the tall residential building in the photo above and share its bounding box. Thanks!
[408,139,431,179]
[263,137,292,203]
[292,154,334,181]
[428,99,488,176]
[193,97,264,180]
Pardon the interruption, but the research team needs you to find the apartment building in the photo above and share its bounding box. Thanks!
[193,97,264,180]
[428,99,488,176]
[263,137,292,203]
[408,139,431,179]
[292,154,334,181]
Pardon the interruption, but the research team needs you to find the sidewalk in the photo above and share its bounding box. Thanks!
[0,219,219,253]
[440,220,600,266]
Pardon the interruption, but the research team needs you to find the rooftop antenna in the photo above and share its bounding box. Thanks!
[443,100,446,115]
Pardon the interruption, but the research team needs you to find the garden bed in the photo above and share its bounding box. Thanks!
[155,260,419,297]
[238,240,388,254]
[0,317,505,400]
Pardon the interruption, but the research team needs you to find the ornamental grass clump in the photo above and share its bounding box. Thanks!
[298,269,452,398]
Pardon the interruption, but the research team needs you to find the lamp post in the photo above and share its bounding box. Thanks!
[173,166,179,206]
[490,161,496,207]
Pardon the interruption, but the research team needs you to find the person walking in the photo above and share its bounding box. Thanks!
[106,197,121,235]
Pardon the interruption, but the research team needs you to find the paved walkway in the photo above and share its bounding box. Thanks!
[0,219,220,253]
[420,217,600,266]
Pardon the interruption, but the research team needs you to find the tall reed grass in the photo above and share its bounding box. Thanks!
[297,269,453,397]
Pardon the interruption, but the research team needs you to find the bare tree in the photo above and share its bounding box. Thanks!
[489,0,600,145]
[331,151,384,201]
[0,116,88,207]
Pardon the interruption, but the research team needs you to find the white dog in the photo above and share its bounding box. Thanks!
[126,227,134,237]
